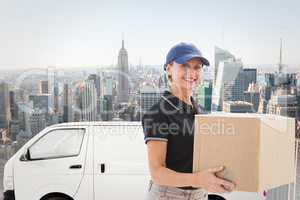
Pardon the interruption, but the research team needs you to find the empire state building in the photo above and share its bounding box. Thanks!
[117,38,129,103]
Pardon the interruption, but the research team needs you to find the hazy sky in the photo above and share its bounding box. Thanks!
[0,0,299,69]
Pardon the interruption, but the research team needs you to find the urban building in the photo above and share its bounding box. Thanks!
[53,70,59,114]
[100,95,113,121]
[39,80,49,94]
[88,74,101,120]
[212,58,244,111]
[80,80,97,121]
[104,76,114,96]
[9,120,19,141]
[139,86,166,117]
[195,81,212,112]
[29,94,50,114]
[0,82,11,128]
[62,83,73,122]
[29,108,46,136]
[267,93,298,117]
[223,101,254,113]
[117,38,130,103]
[244,83,260,113]
[9,91,18,120]
[243,68,257,91]
[214,46,235,84]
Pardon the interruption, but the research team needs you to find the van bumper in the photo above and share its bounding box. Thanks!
[3,190,15,200]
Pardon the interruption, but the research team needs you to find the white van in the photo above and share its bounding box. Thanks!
[3,121,266,200]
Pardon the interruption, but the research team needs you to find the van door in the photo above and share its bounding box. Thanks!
[13,127,89,200]
[93,124,150,199]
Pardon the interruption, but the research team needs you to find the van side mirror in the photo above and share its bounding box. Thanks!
[20,149,31,161]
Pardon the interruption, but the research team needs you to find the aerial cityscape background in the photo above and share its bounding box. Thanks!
[0,0,299,199]
[0,37,299,200]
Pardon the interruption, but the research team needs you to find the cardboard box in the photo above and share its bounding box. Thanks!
[193,113,295,192]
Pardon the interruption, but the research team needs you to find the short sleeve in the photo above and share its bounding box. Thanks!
[141,109,169,144]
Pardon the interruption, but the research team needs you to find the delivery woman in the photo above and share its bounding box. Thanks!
[141,42,235,200]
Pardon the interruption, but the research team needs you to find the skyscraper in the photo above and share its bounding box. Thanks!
[39,80,49,94]
[267,90,298,117]
[63,83,73,122]
[88,74,101,120]
[53,70,59,114]
[243,68,257,91]
[9,120,19,141]
[117,38,130,103]
[195,81,212,112]
[29,94,50,114]
[9,91,19,141]
[265,73,276,87]
[0,82,11,128]
[18,102,32,134]
[29,108,46,136]
[9,91,18,120]
[88,74,101,97]
[80,80,97,121]
[104,76,113,96]
[47,67,55,111]
[139,86,166,118]
[101,95,113,121]
[100,75,114,121]
[212,58,244,111]
[244,84,260,113]
[214,46,235,84]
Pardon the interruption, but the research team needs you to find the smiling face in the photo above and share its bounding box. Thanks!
[166,58,204,94]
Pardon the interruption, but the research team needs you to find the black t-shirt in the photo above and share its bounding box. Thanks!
[141,90,203,190]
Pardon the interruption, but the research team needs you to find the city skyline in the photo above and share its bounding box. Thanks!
[0,39,299,199]
[0,0,300,69]
[0,1,300,199]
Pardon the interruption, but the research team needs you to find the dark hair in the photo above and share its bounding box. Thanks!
[166,63,172,82]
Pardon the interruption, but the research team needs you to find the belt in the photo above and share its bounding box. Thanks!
[177,186,200,190]
[149,180,204,192]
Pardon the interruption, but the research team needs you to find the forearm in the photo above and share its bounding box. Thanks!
[151,166,196,187]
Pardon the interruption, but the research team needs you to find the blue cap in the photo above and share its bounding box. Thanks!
[164,42,210,70]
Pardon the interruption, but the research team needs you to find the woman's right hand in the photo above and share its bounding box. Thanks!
[192,166,236,194]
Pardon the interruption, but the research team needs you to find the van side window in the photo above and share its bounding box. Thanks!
[29,128,85,160]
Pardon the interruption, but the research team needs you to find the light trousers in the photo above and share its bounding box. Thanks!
[145,180,208,200]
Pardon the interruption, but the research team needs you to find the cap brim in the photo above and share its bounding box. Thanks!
[174,54,210,66]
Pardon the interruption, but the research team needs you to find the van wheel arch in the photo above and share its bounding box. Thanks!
[40,192,73,200]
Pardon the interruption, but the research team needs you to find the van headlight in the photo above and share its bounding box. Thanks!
[3,175,14,191]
